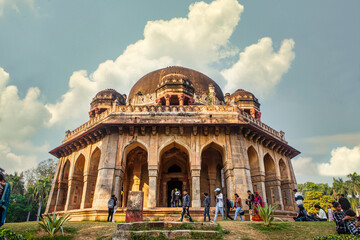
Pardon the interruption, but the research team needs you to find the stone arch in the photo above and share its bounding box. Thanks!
[158,141,190,207]
[200,142,225,207]
[55,159,70,211]
[264,153,280,206]
[84,147,101,208]
[121,143,149,209]
[158,140,191,164]
[120,140,149,168]
[68,154,85,210]
[247,146,261,193]
[279,158,292,209]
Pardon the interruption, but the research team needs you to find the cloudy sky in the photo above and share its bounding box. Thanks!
[0,0,359,184]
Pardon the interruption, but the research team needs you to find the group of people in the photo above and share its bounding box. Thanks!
[181,188,264,223]
[0,173,11,227]
[107,195,119,222]
[293,190,360,236]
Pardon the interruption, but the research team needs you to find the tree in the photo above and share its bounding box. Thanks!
[6,172,25,195]
[302,191,335,214]
[34,176,52,221]
[24,185,36,222]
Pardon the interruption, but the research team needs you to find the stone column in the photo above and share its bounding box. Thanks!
[208,172,217,207]
[132,164,142,191]
[80,175,89,209]
[45,158,62,213]
[148,166,158,208]
[162,181,167,206]
[225,168,235,200]
[92,133,119,209]
[64,179,73,212]
[113,168,124,201]
[191,169,201,208]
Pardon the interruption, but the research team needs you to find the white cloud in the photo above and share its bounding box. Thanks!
[318,145,360,177]
[46,0,245,126]
[222,37,295,96]
[0,0,34,16]
[0,67,51,143]
[0,143,38,174]
[292,157,319,176]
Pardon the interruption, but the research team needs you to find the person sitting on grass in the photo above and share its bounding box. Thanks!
[333,202,349,234]
[293,205,310,221]
[345,209,360,235]
[314,204,327,221]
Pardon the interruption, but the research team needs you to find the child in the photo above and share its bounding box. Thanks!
[314,204,327,221]
[333,202,348,234]
[327,205,334,221]
[203,193,211,222]
[344,209,360,235]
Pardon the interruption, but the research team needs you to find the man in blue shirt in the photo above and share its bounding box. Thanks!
[203,192,211,222]
[180,189,193,222]
[0,174,11,227]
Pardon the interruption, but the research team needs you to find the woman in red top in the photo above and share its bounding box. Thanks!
[252,191,264,221]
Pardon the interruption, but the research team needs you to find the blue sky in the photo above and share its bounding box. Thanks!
[0,0,359,184]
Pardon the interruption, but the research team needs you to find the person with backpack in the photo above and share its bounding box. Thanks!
[233,193,244,221]
[112,197,118,223]
[225,194,234,220]
[107,195,116,222]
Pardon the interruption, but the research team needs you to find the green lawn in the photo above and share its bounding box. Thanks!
[1,220,338,240]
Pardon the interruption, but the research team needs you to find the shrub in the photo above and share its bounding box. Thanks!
[0,228,27,240]
[256,204,282,227]
[38,213,71,237]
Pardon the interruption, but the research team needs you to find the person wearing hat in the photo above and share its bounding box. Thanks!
[211,188,224,222]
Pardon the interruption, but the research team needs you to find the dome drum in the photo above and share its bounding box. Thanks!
[89,89,126,118]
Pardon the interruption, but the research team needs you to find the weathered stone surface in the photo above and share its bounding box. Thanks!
[46,66,300,220]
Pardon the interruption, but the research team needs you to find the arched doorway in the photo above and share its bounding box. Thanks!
[247,146,261,193]
[264,153,277,205]
[55,160,70,211]
[200,143,225,207]
[84,148,101,208]
[122,146,149,209]
[158,143,190,207]
[279,159,292,210]
[68,154,85,210]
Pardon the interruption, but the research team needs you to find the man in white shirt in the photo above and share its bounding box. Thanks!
[293,189,304,212]
[211,188,225,222]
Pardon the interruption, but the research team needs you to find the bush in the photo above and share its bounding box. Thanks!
[38,213,71,237]
[256,204,281,227]
[0,228,27,240]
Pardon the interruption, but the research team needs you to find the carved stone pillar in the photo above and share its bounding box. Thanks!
[148,167,158,208]
[113,168,124,202]
[165,94,170,106]
[191,169,201,208]
[162,181,167,206]
[179,94,185,106]
[132,164,142,191]
[64,179,73,212]
[80,175,88,209]
[208,172,217,207]
[92,133,119,209]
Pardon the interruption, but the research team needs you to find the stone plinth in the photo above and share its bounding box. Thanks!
[125,191,144,222]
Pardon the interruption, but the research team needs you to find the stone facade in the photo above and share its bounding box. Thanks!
[46,66,300,220]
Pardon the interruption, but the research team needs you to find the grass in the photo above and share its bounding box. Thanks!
[1,220,338,240]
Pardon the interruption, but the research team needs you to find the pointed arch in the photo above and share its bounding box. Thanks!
[158,141,190,207]
[68,154,85,210]
[84,147,101,208]
[55,159,70,211]
[121,142,149,209]
[264,153,278,205]
[247,146,261,193]
[200,141,225,207]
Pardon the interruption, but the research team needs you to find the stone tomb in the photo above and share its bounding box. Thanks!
[125,191,143,222]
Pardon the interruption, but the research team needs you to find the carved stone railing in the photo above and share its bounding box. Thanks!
[64,105,285,143]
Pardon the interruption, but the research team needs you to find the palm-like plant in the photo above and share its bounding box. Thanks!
[35,176,52,221]
[38,213,71,237]
[256,204,281,227]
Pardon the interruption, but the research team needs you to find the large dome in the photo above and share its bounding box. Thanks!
[128,66,224,105]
